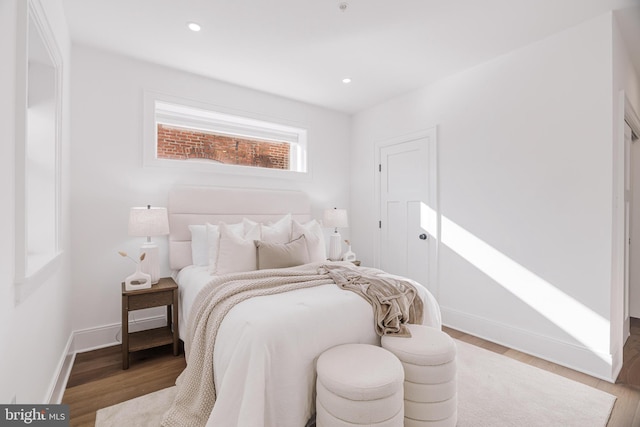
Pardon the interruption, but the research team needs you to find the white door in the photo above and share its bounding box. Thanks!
[378,131,437,294]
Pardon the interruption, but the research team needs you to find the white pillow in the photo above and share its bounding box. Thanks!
[206,221,245,274]
[261,214,292,244]
[243,218,259,235]
[292,219,326,262]
[216,222,261,274]
[188,224,208,266]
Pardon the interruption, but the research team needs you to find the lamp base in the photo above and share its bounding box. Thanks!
[328,232,342,261]
[140,242,160,284]
[124,265,152,291]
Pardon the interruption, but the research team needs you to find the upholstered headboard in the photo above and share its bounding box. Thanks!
[168,186,311,270]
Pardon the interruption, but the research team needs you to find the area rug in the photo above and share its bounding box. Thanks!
[95,340,616,427]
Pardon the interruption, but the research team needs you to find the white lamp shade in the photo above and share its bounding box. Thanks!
[323,208,348,229]
[128,206,170,237]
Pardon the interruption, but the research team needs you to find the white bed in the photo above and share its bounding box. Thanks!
[165,186,442,427]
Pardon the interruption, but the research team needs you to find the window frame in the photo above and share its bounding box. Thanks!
[13,0,63,304]
[143,91,309,179]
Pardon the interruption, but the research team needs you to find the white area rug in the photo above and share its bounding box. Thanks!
[454,340,615,426]
[95,340,616,427]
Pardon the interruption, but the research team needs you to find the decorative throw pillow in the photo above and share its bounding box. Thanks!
[292,219,326,262]
[261,214,292,244]
[188,224,208,266]
[206,221,246,274]
[255,235,310,270]
[215,222,261,274]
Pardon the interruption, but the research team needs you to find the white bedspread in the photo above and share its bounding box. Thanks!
[174,264,441,427]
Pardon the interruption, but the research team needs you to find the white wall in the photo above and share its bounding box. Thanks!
[69,46,351,345]
[0,0,73,404]
[351,13,621,380]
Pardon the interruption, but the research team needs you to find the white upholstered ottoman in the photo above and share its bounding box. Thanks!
[316,343,405,427]
[381,325,457,427]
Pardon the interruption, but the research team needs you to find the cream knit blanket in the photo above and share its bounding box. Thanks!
[161,262,422,427]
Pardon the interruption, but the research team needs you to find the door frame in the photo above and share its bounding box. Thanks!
[374,127,439,296]
[614,91,640,383]
[622,93,640,339]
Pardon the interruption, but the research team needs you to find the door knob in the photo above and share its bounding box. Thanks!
[419,233,428,240]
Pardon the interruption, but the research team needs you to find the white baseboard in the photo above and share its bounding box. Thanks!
[48,315,168,403]
[610,345,623,382]
[72,315,168,354]
[46,333,75,404]
[441,306,616,382]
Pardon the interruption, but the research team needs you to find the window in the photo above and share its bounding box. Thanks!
[14,0,63,303]
[157,124,291,170]
[144,93,308,177]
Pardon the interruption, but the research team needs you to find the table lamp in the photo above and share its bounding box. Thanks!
[128,205,170,284]
[323,208,348,261]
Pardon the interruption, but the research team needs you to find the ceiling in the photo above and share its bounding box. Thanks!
[62,0,640,114]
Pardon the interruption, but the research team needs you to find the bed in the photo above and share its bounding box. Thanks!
[162,185,442,427]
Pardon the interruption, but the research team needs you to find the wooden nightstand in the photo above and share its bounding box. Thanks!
[121,277,179,369]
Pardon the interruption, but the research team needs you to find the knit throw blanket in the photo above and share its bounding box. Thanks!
[161,262,423,427]
[319,264,423,337]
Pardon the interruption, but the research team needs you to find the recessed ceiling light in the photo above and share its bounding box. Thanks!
[187,22,201,32]
[342,78,352,84]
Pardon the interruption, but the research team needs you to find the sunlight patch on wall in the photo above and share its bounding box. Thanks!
[440,216,608,357]
[419,202,438,237]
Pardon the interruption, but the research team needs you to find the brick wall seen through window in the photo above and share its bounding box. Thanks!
[157,124,290,170]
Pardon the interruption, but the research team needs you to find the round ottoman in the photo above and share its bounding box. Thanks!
[316,343,405,427]
[381,325,457,427]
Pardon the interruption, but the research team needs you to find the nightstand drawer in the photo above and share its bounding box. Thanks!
[128,290,173,310]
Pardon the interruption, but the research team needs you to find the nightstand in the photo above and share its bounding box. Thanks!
[121,277,179,369]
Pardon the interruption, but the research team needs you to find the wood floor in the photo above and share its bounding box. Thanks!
[63,322,640,426]
[62,345,185,427]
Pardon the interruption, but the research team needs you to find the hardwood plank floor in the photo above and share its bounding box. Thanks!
[63,323,640,426]
[62,344,185,427]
